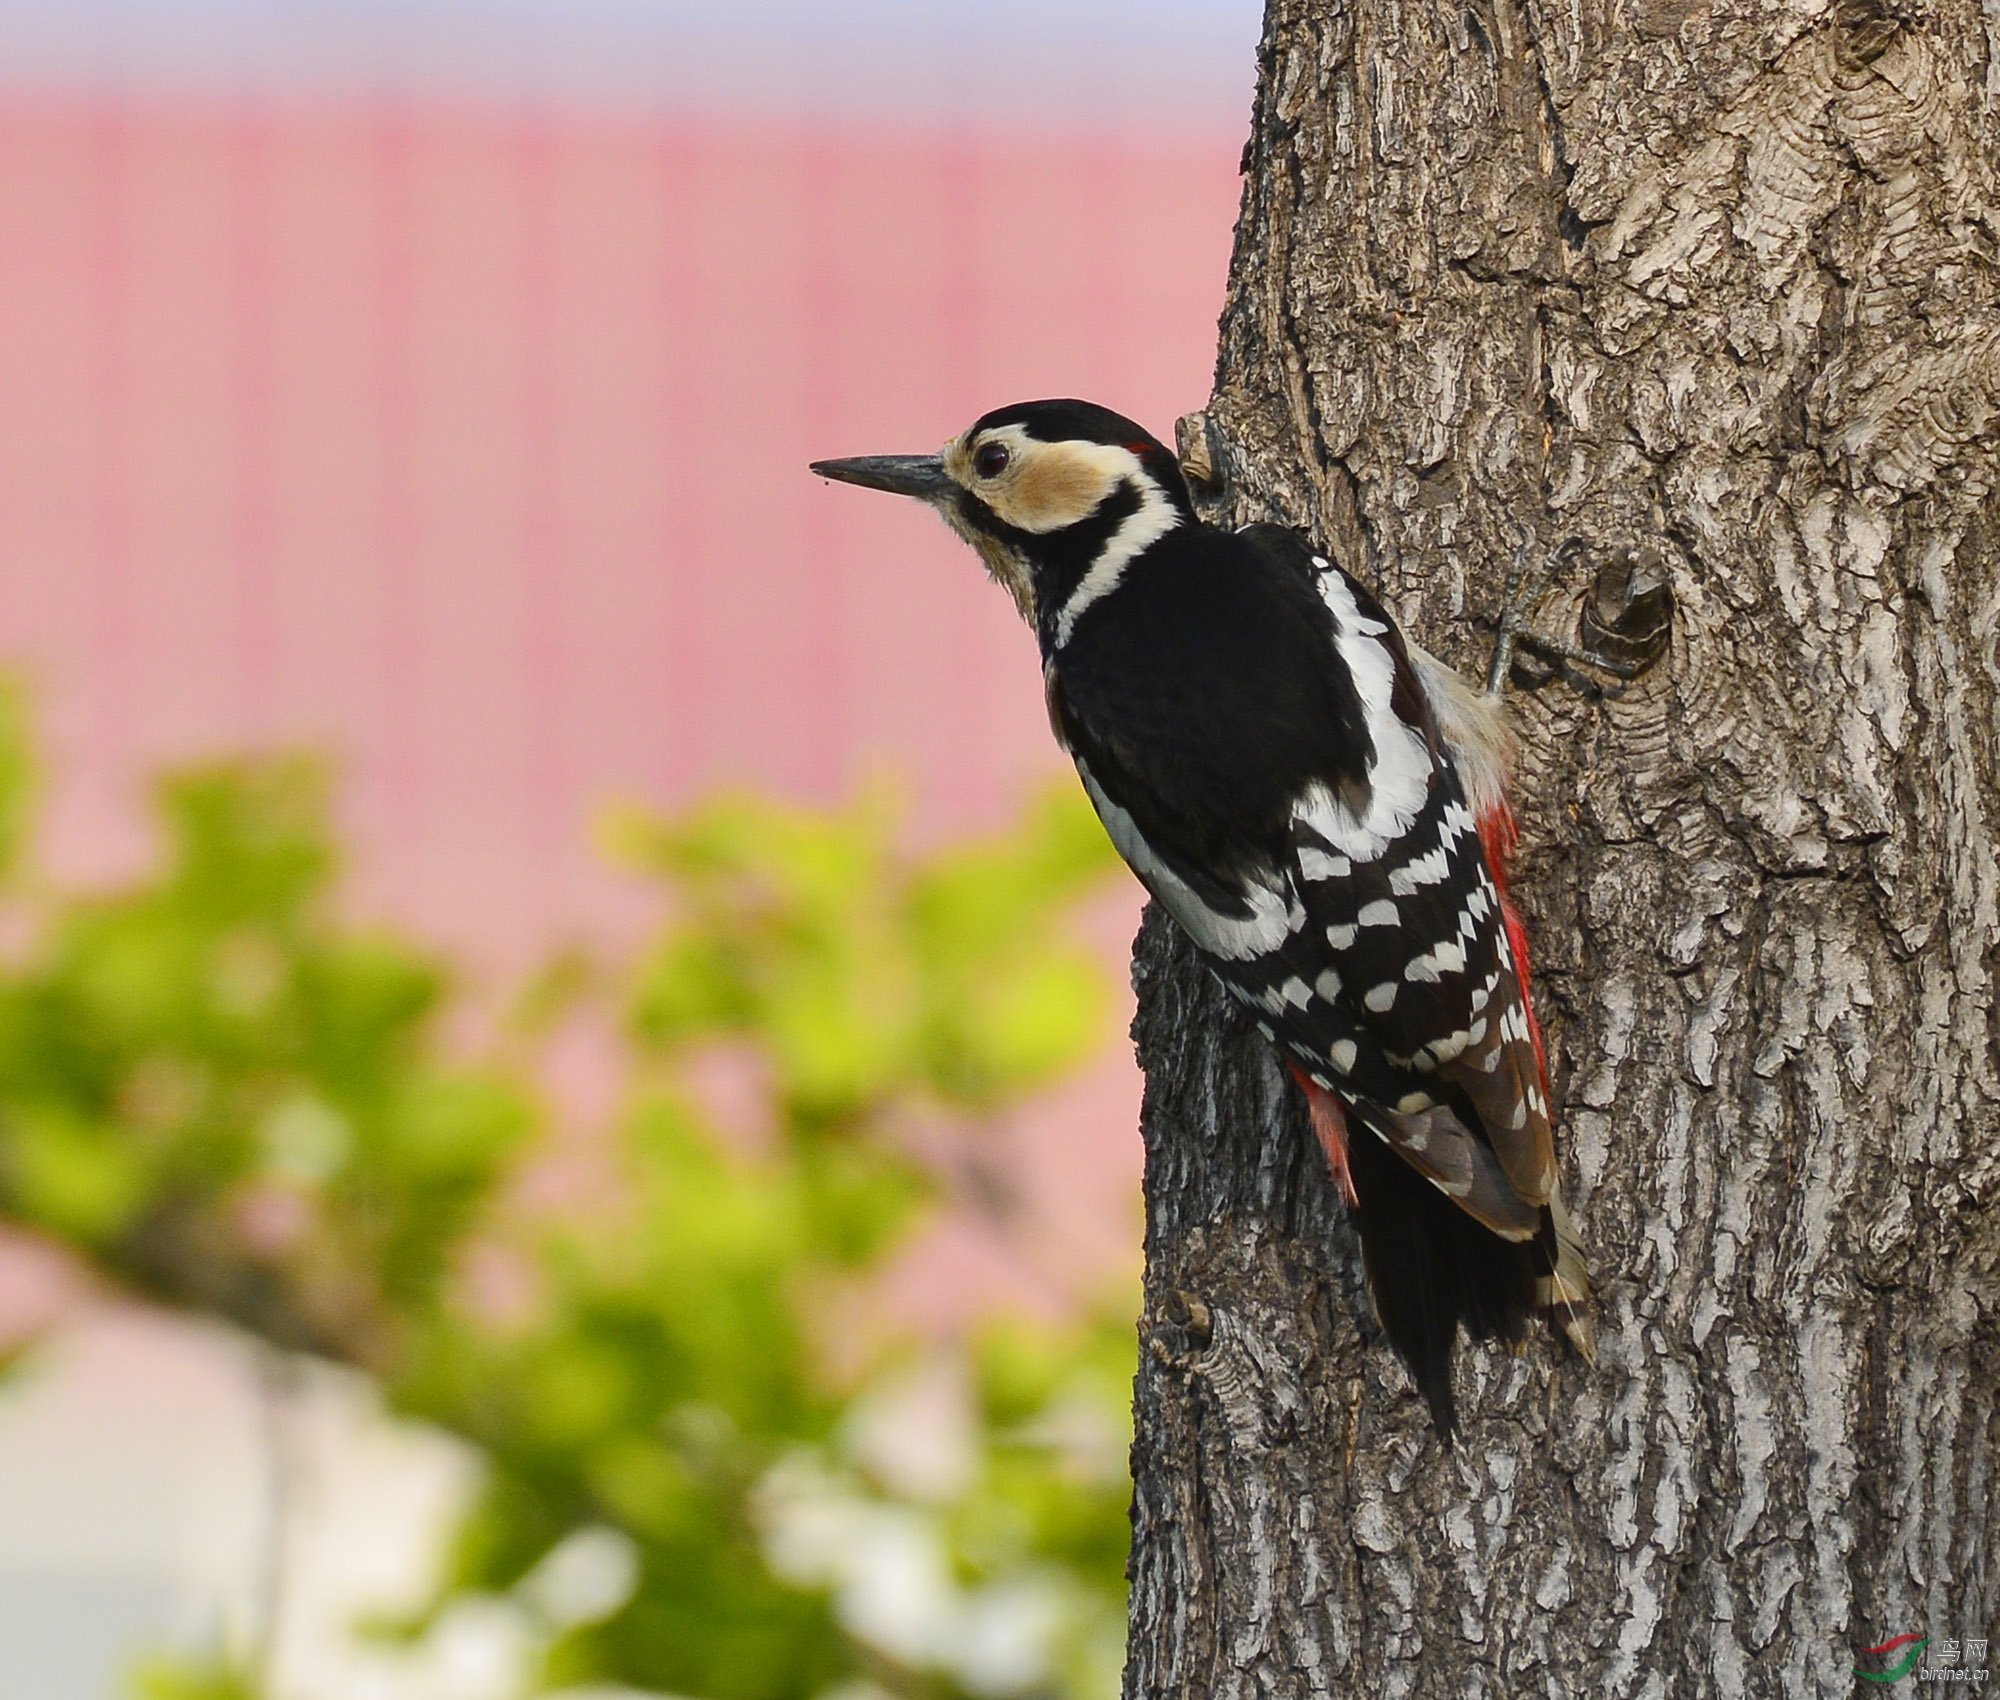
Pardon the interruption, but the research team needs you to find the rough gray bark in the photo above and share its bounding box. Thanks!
[1125,0,2000,1693]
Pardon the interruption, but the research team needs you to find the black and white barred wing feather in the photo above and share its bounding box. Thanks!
[1055,524,1582,1429]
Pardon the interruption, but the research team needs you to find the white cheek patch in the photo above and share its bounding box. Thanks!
[1001,437,1136,534]
[1078,762,1304,961]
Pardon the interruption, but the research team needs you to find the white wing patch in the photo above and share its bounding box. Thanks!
[1389,845,1452,894]
[1299,847,1352,881]
[1257,976,1312,1015]
[1292,568,1432,861]
[1403,938,1468,981]
[1077,760,1304,962]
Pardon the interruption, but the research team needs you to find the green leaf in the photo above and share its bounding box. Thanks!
[126,1656,265,1700]
[0,676,38,881]
[3,1102,150,1246]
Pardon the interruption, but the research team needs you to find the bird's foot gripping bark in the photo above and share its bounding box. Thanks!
[1482,538,1673,697]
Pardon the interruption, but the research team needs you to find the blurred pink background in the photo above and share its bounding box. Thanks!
[0,83,1246,978]
[0,4,1258,1693]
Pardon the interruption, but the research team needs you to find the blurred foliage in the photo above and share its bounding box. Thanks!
[0,684,1138,1700]
[127,1658,265,1700]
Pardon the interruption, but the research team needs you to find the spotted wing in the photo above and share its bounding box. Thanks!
[1237,532,1552,1213]
[1051,522,1552,1232]
[1284,771,1554,1233]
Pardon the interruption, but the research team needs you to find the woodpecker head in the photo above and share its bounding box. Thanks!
[812,399,1195,646]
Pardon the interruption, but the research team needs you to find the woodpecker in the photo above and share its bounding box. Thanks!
[812,399,1592,1439]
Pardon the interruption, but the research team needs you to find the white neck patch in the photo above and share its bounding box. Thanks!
[1050,462,1183,648]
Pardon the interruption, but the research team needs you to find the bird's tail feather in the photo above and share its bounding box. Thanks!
[1347,1129,1594,1441]
[1347,1125,1531,1443]
[1535,1186,1596,1361]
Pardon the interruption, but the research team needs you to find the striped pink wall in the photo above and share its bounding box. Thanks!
[0,97,1243,974]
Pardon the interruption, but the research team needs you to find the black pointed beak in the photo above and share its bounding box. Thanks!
[809,453,952,502]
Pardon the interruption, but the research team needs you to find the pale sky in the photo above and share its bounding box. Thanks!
[0,0,1268,122]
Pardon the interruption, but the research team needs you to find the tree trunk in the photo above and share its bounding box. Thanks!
[1125,0,2000,1692]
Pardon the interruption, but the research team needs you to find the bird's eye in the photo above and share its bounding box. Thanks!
[972,442,1011,480]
